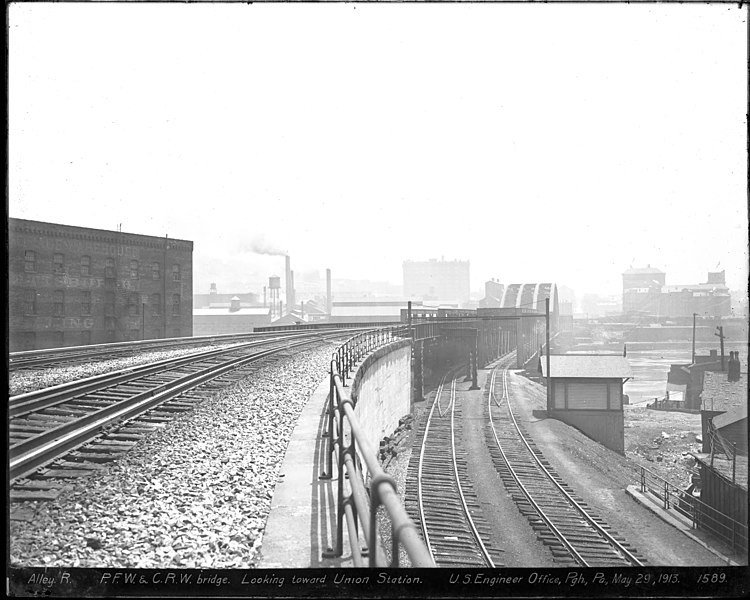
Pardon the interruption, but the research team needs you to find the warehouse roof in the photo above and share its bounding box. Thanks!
[539,354,633,379]
[193,308,270,317]
[701,372,748,413]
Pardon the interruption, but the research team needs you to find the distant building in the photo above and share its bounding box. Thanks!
[622,265,666,314]
[329,301,410,324]
[8,218,193,350]
[622,266,730,318]
[403,259,470,305]
[192,297,270,335]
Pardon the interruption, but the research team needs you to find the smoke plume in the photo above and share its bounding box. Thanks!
[238,235,287,257]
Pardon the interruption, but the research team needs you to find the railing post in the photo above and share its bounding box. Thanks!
[664,481,669,510]
[320,361,335,480]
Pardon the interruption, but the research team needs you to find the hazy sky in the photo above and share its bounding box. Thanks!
[8,3,748,298]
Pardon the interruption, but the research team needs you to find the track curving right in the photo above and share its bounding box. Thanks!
[486,354,646,568]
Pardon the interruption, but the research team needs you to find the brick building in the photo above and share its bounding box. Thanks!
[8,218,193,350]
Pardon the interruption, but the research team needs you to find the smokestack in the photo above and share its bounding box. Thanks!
[326,268,332,315]
[289,271,295,315]
[263,286,267,308]
[285,255,293,315]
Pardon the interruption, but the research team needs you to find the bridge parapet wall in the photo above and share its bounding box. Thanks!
[350,339,412,461]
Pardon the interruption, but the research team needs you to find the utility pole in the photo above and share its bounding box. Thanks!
[545,297,551,412]
[715,326,726,371]
[692,313,697,364]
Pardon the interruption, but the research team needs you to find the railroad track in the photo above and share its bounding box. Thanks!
[486,355,646,568]
[9,332,343,497]
[406,371,504,567]
[9,327,375,371]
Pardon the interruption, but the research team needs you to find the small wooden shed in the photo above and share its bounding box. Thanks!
[540,354,633,454]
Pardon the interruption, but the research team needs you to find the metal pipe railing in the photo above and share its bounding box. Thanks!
[634,464,748,552]
[321,327,433,567]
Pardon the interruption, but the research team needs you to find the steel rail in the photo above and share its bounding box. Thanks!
[489,363,644,567]
[417,371,493,566]
[9,325,377,370]
[449,377,495,567]
[9,336,330,482]
[9,335,299,417]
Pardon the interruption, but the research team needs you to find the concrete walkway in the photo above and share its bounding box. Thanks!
[258,376,356,568]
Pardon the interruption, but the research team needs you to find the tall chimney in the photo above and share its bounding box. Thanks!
[326,268,332,315]
[289,271,295,315]
[263,286,267,308]
[285,255,293,315]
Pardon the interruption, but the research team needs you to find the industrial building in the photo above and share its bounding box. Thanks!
[192,297,270,335]
[403,258,470,305]
[8,218,193,350]
[622,266,730,318]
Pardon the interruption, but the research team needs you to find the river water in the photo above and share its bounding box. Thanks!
[621,342,748,405]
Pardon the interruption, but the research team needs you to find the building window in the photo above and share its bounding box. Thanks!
[172,264,181,282]
[24,289,37,315]
[24,251,36,273]
[79,290,91,316]
[53,290,65,316]
[81,255,91,276]
[54,253,65,274]
[172,294,181,316]
[151,293,161,316]
[105,291,115,317]
[128,293,140,316]
[130,260,139,279]
[152,262,161,280]
[105,257,116,279]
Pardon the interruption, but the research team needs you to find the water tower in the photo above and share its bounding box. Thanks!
[269,275,281,320]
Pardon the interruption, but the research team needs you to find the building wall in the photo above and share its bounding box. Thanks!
[403,259,470,304]
[549,408,625,454]
[9,218,193,350]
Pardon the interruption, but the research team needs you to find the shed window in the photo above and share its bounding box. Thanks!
[152,262,161,280]
[172,264,181,282]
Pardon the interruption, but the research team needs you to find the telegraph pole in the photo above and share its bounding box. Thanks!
[715,326,726,371]
[691,313,697,364]
[545,297,551,411]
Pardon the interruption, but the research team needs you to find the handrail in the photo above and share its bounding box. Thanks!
[321,327,434,567]
[634,463,747,552]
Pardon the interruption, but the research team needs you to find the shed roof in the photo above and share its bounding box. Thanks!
[701,372,747,413]
[691,453,748,491]
[713,404,748,430]
[540,354,633,379]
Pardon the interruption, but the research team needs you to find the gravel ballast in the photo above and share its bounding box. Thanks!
[9,344,246,396]
[10,343,338,568]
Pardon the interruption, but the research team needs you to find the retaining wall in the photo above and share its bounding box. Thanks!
[350,339,412,461]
